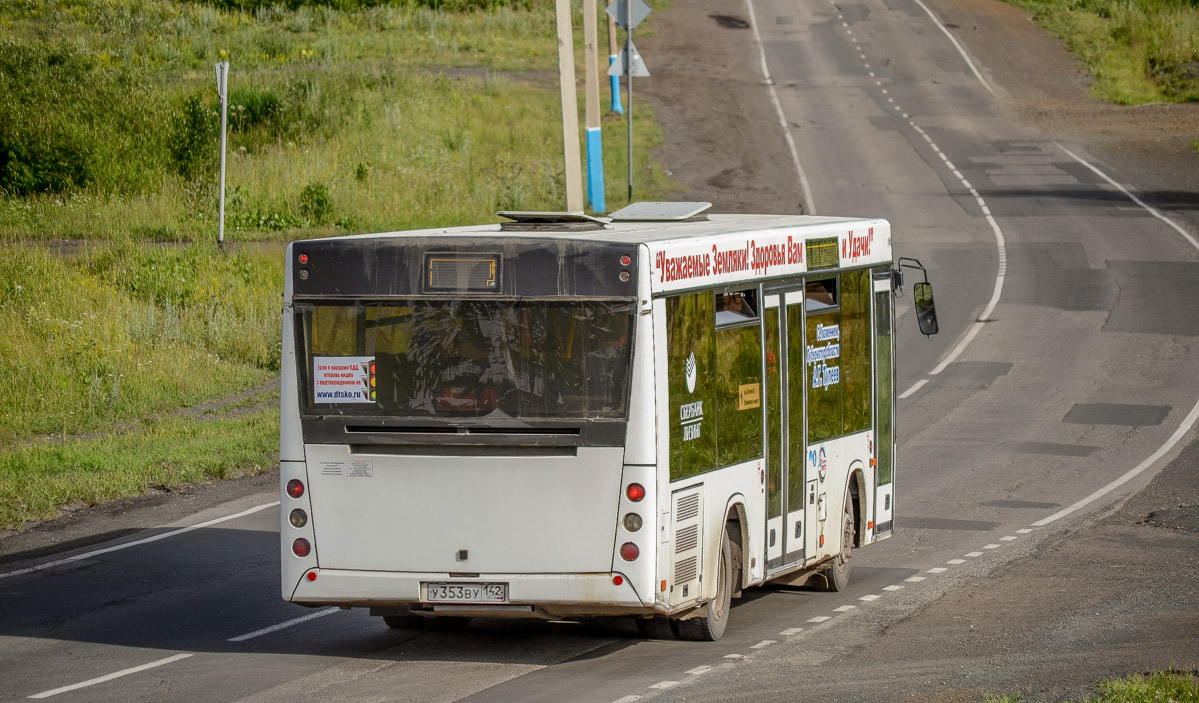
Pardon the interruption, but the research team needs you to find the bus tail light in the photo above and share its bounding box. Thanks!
[619,542,639,561]
[292,538,312,557]
[623,513,643,532]
[289,509,308,528]
[626,483,645,502]
[286,479,305,499]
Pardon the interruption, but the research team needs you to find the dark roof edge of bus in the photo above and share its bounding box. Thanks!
[290,213,883,247]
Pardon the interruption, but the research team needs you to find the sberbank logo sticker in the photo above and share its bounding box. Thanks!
[680,351,703,442]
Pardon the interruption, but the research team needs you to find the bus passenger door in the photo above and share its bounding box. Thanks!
[765,291,808,571]
[873,276,895,534]
[764,296,784,567]
[783,290,808,566]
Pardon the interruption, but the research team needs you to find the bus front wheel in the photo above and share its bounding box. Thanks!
[822,490,855,592]
[674,530,733,641]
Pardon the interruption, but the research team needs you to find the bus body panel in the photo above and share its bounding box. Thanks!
[622,245,657,467]
[303,445,623,574]
[803,431,872,561]
[290,570,650,612]
[280,304,304,463]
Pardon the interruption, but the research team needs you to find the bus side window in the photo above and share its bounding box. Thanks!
[806,277,843,442]
[667,292,716,481]
[840,270,871,434]
[715,291,763,467]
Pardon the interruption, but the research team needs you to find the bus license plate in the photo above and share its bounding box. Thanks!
[423,582,508,603]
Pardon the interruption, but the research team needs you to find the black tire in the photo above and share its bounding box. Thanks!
[674,530,733,641]
[823,489,855,592]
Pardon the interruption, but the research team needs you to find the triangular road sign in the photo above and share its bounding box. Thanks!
[607,38,650,77]
[606,0,652,31]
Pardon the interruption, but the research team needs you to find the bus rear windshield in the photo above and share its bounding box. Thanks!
[300,300,635,420]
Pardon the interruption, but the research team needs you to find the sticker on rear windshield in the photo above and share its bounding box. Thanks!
[313,356,375,403]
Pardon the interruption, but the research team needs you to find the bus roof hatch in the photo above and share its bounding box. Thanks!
[608,201,712,222]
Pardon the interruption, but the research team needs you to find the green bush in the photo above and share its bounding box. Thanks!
[170,94,219,179]
[229,86,284,133]
[300,182,333,223]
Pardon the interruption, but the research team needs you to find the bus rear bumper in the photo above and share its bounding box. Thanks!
[288,569,656,618]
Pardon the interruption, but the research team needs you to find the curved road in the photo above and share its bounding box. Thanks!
[2,0,1197,700]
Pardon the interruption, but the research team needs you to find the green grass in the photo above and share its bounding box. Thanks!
[999,0,1199,103]
[986,670,1199,703]
[0,241,282,444]
[0,407,279,528]
[0,0,674,530]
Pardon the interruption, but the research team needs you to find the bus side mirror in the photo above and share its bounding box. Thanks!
[913,282,939,337]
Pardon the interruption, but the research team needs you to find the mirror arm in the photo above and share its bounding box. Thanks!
[893,257,931,297]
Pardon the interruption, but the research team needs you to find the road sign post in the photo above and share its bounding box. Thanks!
[607,0,651,201]
[215,61,229,250]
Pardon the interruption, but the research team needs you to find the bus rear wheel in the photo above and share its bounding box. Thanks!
[674,530,733,641]
[822,490,855,592]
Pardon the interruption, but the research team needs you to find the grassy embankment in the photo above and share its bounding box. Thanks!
[0,0,673,530]
[999,0,1199,103]
[988,670,1199,702]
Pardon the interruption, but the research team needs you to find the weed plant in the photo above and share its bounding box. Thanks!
[1002,0,1199,103]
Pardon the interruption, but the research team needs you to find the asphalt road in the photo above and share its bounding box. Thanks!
[2,0,1197,700]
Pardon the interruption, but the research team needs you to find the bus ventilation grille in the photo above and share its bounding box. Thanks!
[676,493,700,521]
[675,524,699,553]
[674,556,697,584]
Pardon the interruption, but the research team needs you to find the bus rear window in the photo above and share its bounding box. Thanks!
[300,300,635,420]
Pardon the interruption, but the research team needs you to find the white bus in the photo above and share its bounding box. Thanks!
[279,202,938,640]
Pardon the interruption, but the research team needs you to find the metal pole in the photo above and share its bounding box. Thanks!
[554,0,584,213]
[626,0,633,202]
[215,61,229,250]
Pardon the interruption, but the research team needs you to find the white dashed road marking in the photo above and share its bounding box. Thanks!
[29,654,195,699]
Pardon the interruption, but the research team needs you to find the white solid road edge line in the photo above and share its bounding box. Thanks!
[1057,144,1199,252]
[1034,396,1199,527]
[0,501,280,581]
[1029,146,1199,528]
[745,0,817,215]
[28,653,194,699]
[908,0,997,97]
[228,607,340,642]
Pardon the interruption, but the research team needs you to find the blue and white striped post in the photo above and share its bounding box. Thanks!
[606,1,624,114]
[585,0,606,213]
[586,127,605,213]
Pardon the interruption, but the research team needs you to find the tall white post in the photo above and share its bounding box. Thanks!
[554,0,584,213]
[215,61,229,249]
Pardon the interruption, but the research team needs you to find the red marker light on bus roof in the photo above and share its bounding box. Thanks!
[299,253,309,264]
[286,479,305,499]
[626,483,645,502]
